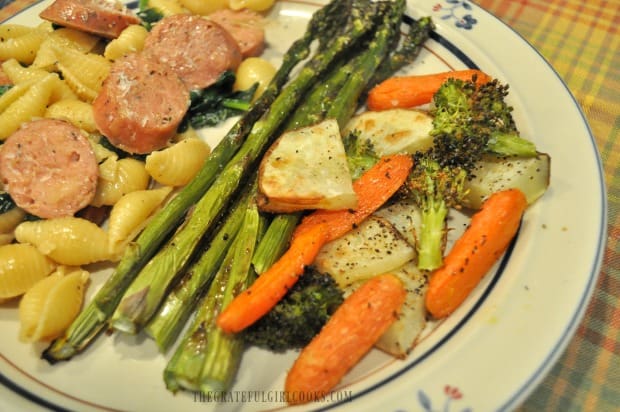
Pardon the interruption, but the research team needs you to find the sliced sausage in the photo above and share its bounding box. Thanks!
[208,8,266,58]
[93,52,190,154]
[39,0,141,39]
[0,118,99,219]
[143,14,243,91]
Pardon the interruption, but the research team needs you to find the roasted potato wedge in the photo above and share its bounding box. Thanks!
[375,262,428,357]
[313,215,415,289]
[374,199,422,248]
[343,108,433,156]
[462,153,551,209]
[257,119,356,213]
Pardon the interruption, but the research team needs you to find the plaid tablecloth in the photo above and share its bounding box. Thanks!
[474,1,619,411]
[1,0,618,410]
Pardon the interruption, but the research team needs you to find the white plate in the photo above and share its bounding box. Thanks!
[0,1,607,411]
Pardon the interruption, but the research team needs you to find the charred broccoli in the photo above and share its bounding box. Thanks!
[403,154,467,270]
[405,75,535,270]
[342,130,380,180]
[430,76,536,171]
[243,268,343,352]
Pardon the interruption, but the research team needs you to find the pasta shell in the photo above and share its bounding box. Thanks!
[52,42,111,101]
[19,267,89,342]
[179,0,227,14]
[148,0,189,16]
[45,99,97,133]
[104,24,149,61]
[0,73,56,140]
[15,217,111,265]
[91,157,150,207]
[145,138,210,186]
[0,28,47,64]
[108,186,173,255]
[0,24,35,40]
[0,243,56,299]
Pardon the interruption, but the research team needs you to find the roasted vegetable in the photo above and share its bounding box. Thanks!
[313,215,416,289]
[462,153,551,209]
[430,76,537,171]
[342,130,379,180]
[257,119,356,213]
[343,108,434,158]
[244,268,344,352]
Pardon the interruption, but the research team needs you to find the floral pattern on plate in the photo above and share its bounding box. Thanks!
[433,0,478,29]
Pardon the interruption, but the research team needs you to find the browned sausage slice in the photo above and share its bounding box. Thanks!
[208,8,266,58]
[0,118,99,219]
[93,52,189,154]
[143,14,243,91]
[39,0,141,39]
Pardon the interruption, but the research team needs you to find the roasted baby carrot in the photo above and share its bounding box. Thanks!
[217,154,413,333]
[366,69,492,111]
[284,273,406,405]
[216,223,328,334]
[292,154,413,242]
[425,188,527,319]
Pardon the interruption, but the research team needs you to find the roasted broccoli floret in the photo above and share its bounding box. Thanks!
[404,75,534,271]
[342,130,380,180]
[430,76,536,172]
[243,268,344,352]
[403,154,467,271]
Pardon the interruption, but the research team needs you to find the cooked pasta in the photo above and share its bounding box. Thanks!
[234,57,276,100]
[51,42,111,101]
[1,59,77,102]
[108,186,173,255]
[0,243,56,299]
[145,138,210,186]
[14,217,111,266]
[45,99,97,133]
[18,266,89,342]
[0,24,34,39]
[104,24,149,61]
[49,27,100,53]
[88,137,119,164]
[148,0,188,16]
[181,0,228,14]
[0,77,37,113]
[0,73,56,140]
[0,28,48,64]
[91,157,151,207]
[229,0,275,12]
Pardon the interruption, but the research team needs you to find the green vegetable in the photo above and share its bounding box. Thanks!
[144,184,253,351]
[0,192,16,215]
[342,130,380,180]
[403,75,537,271]
[403,154,467,271]
[244,268,344,352]
[430,76,537,171]
[182,71,257,130]
[164,197,262,393]
[0,85,11,97]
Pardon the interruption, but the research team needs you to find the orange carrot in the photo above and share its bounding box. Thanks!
[284,273,406,405]
[217,223,328,333]
[425,188,527,319]
[217,154,413,334]
[366,69,492,111]
[292,154,413,242]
